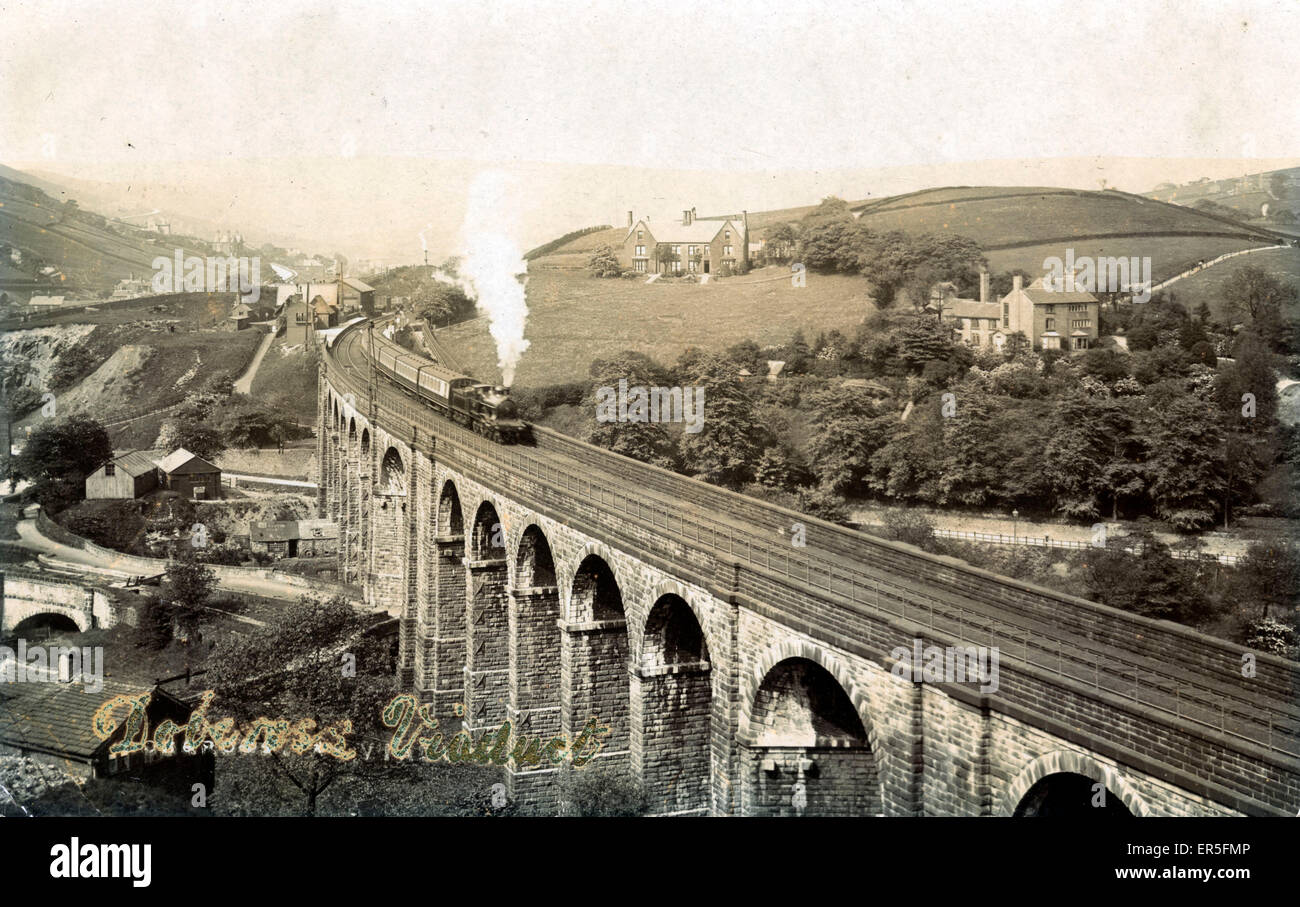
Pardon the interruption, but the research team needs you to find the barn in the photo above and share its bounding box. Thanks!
[156,448,222,500]
[84,451,159,500]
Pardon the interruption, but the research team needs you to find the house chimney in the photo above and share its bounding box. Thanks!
[1013,274,1023,293]
[683,209,691,226]
[979,269,989,304]
[628,211,633,227]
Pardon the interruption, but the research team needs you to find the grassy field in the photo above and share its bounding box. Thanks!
[984,235,1274,285]
[853,187,1278,249]
[438,267,876,386]
[1151,246,1300,320]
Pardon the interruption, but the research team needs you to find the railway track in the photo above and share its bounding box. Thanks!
[327,321,1300,762]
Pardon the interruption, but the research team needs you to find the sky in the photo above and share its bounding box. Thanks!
[2,0,1298,259]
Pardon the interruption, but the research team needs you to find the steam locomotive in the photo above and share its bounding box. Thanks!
[368,330,531,444]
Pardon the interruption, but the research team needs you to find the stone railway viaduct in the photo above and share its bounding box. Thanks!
[320,320,1300,816]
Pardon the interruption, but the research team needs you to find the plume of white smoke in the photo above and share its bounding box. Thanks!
[456,170,530,386]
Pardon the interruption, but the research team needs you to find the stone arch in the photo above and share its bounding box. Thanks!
[508,523,563,806]
[566,552,632,760]
[639,579,720,668]
[437,479,464,536]
[379,447,406,495]
[1003,751,1150,817]
[739,642,885,817]
[637,592,714,814]
[515,524,557,588]
[360,428,370,458]
[562,541,630,622]
[569,552,626,623]
[469,499,503,560]
[11,611,85,636]
[348,417,357,442]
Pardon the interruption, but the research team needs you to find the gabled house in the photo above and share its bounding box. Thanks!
[1000,273,1100,352]
[85,451,159,500]
[620,209,748,275]
[156,448,222,500]
[939,272,1005,349]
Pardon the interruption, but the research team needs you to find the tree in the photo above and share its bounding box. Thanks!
[8,415,112,507]
[677,353,764,488]
[1084,530,1211,624]
[797,198,860,271]
[165,551,218,640]
[1222,265,1296,335]
[765,222,799,262]
[805,386,884,494]
[137,596,174,650]
[583,352,675,467]
[587,245,623,278]
[204,596,403,817]
[411,281,473,326]
[1142,395,1226,530]
[159,419,226,461]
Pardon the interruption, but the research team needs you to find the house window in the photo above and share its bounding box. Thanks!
[637,231,643,242]
[671,261,682,273]
[104,463,116,477]
[724,245,733,256]
[1002,302,1009,326]
[1071,319,1092,329]
[193,485,206,500]
[671,245,680,255]
[1043,304,1055,313]
[1045,317,1055,330]
[296,312,307,323]
[689,261,697,272]
[725,231,731,240]
[635,245,645,256]
[635,260,646,272]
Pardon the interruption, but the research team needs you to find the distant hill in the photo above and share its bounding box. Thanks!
[1144,166,1300,222]
[0,170,215,293]
[530,185,1286,282]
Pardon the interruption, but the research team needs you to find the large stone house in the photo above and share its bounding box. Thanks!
[940,271,1101,352]
[619,209,748,275]
[1000,273,1101,351]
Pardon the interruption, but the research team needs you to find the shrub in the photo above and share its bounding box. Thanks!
[557,763,647,817]
[880,508,936,549]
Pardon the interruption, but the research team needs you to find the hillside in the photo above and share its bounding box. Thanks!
[529,185,1284,282]
[1149,246,1300,322]
[0,174,216,294]
[436,267,875,386]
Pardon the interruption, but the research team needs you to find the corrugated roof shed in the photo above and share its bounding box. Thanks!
[112,451,159,477]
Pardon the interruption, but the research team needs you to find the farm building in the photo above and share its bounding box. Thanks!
[249,519,339,558]
[84,451,160,500]
[156,448,222,500]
